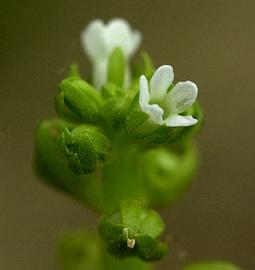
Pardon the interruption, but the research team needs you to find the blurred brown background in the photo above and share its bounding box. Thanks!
[0,0,254,269]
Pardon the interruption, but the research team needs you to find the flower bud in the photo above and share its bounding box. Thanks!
[34,119,105,211]
[55,77,103,123]
[182,261,241,270]
[98,200,167,261]
[61,125,111,175]
[103,92,136,130]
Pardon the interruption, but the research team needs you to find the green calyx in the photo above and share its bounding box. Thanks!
[55,77,103,123]
[126,94,203,145]
[98,200,168,261]
[60,125,111,174]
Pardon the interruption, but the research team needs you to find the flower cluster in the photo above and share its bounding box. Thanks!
[34,18,209,270]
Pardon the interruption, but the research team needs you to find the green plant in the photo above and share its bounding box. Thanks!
[34,18,240,270]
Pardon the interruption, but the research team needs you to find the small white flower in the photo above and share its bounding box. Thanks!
[139,65,198,127]
[81,18,142,89]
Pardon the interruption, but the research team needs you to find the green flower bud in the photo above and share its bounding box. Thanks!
[55,77,103,123]
[107,47,126,87]
[103,91,136,130]
[141,143,198,207]
[126,94,182,144]
[98,200,167,261]
[182,261,241,270]
[34,119,105,211]
[61,125,111,175]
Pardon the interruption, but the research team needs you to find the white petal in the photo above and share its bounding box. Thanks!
[143,104,164,125]
[129,30,142,57]
[150,65,174,101]
[165,81,198,114]
[165,114,198,127]
[139,75,150,108]
[81,20,107,62]
[105,18,141,58]
[92,60,108,89]
[139,75,164,125]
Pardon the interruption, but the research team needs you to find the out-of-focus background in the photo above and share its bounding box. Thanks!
[1,0,254,269]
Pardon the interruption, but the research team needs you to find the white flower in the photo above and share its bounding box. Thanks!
[139,65,198,127]
[81,18,142,89]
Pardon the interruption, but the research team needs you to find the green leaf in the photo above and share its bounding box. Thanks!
[107,47,125,87]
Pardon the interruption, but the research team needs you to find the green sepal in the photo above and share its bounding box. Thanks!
[135,235,168,261]
[61,125,111,174]
[182,261,242,270]
[55,77,103,124]
[98,200,167,261]
[126,94,183,145]
[107,47,125,87]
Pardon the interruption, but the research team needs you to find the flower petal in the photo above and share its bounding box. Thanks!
[165,81,198,114]
[139,75,150,108]
[92,60,108,89]
[150,65,174,101]
[139,75,164,125]
[143,104,164,125]
[165,114,198,127]
[105,18,141,58]
[81,20,107,61]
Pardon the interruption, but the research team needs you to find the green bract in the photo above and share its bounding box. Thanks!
[98,200,167,261]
